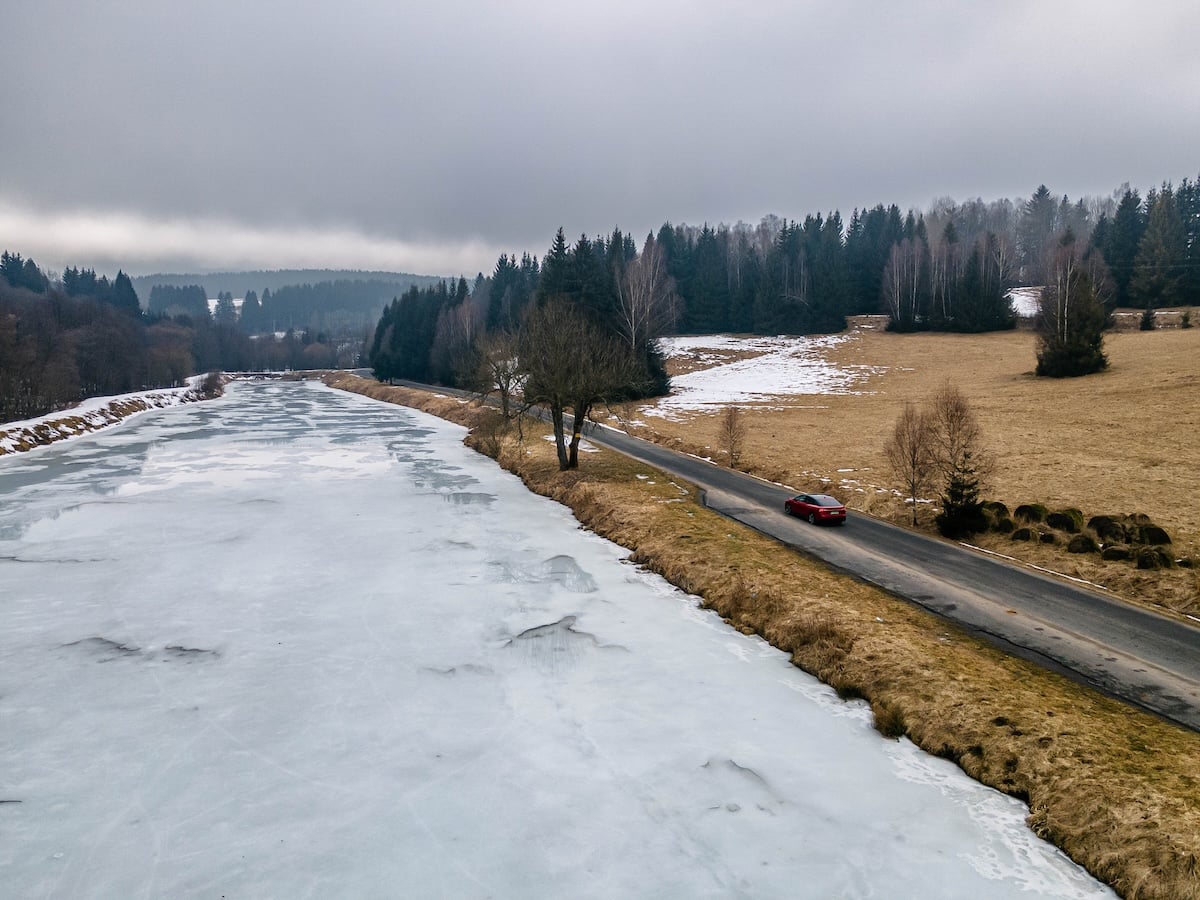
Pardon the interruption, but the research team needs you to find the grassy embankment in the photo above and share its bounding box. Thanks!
[324,371,1199,900]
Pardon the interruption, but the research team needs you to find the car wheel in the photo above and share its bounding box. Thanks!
[808,513,816,524]
[784,503,791,515]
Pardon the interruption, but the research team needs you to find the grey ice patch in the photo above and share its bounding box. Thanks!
[410,459,478,491]
[442,492,496,507]
[163,645,221,662]
[61,637,220,665]
[503,615,629,676]
[490,555,599,593]
[539,555,598,593]
[419,663,494,677]
[505,615,594,674]
[698,758,787,817]
[62,637,141,661]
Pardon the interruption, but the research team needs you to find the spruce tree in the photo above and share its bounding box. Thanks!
[1089,189,1141,310]
[111,271,141,317]
[1130,185,1186,309]
[1035,232,1109,377]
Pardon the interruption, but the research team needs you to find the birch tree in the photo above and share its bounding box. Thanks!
[615,235,678,352]
[1035,232,1109,377]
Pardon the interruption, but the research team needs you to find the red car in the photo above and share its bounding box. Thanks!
[784,492,847,525]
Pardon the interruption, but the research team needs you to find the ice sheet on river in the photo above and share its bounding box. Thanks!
[0,380,1112,898]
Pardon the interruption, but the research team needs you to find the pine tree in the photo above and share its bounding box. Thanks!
[111,271,141,316]
[686,226,730,333]
[936,451,988,538]
[1017,185,1060,284]
[536,228,572,303]
[1130,185,1186,310]
[1096,189,1145,309]
[214,291,238,326]
[1177,176,1200,302]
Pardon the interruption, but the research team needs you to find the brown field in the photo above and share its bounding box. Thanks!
[622,320,1200,617]
[326,372,1200,900]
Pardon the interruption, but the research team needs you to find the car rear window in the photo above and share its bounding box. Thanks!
[814,495,841,507]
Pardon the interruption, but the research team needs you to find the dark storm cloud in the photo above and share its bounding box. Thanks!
[3,0,1197,275]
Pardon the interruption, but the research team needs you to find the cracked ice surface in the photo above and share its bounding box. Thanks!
[0,381,1112,898]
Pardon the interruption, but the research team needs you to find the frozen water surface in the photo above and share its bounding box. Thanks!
[0,381,1112,898]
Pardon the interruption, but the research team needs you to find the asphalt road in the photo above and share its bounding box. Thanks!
[392,380,1200,731]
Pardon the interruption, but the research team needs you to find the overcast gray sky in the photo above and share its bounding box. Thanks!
[3,0,1197,278]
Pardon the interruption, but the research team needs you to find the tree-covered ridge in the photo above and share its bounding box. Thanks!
[1,256,362,423]
[128,269,442,302]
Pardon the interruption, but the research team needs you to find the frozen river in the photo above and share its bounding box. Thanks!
[0,381,1111,898]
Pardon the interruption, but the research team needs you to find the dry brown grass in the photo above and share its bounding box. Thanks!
[626,323,1200,616]
[328,371,1200,899]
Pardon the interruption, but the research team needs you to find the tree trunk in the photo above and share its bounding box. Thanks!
[567,401,592,469]
[550,402,569,470]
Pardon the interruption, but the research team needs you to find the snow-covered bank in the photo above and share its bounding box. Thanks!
[0,376,216,456]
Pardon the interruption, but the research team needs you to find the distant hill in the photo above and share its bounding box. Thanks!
[130,268,445,300]
[133,269,452,337]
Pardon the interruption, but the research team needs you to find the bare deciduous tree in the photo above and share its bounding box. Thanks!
[520,299,646,470]
[475,328,524,419]
[928,382,988,481]
[718,405,746,468]
[883,238,925,328]
[883,401,936,525]
[885,385,994,535]
[615,235,679,351]
[928,382,993,536]
[430,292,484,385]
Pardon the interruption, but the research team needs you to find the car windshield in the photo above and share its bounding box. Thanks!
[813,495,842,507]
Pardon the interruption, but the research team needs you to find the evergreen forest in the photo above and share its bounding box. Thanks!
[0,254,363,422]
[369,174,1200,391]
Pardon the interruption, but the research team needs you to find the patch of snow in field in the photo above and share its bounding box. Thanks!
[648,335,884,419]
[542,434,599,452]
[1008,286,1042,318]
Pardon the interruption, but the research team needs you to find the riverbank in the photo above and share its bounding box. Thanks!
[0,374,223,456]
[324,372,1200,900]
